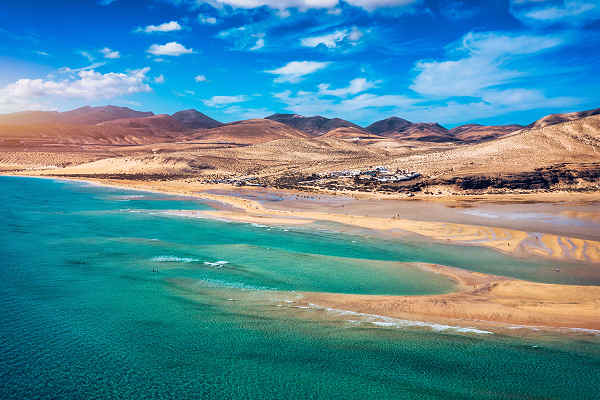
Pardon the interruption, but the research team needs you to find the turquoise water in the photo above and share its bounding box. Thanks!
[1,176,599,399]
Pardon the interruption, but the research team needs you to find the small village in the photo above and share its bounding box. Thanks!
[315,166,421,183]
[201,166,422,189]
[200,166,423,194]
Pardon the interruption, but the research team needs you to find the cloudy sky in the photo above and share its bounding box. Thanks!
[1,0,599,126]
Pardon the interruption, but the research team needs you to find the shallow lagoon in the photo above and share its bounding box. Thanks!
[1,176,599,399]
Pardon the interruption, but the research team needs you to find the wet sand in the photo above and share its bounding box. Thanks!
[300,263,600,333]
[48,178,600,265]
[8,175,600,334]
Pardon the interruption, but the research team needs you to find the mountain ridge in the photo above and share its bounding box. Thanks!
[1,105,598,145]
[265,113,362,136]
[0,105,154,126]
[171,109,223,130]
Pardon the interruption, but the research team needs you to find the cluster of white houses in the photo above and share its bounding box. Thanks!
[203,166,421,188]
[204,176,262,186]
[318,166,421,183]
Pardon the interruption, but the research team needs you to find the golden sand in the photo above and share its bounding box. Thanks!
[200,208,600,264]
[24,176,600,264]
[10,175,600,333]
[300,263,600,332]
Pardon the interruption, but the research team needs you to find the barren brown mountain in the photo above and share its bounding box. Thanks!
[98,114,185,133]
[171,109,223,130]
[448,124,524,142]
[366,117,458,142]
[266,114,361,136]
[365,117,413,135]
[188,119,310,144]
[0,122,181,147]
[1,105,599,195]
[399,123,457,142]
[529,107,600,129]
[380,114,600,192]
[0,111,63,125]
[0,105,154,126]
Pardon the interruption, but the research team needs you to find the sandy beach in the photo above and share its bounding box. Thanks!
[301,263,600,333]
[9,174,600,334]
[51,177,600,264]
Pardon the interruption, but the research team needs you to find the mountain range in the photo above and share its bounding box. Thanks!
[0,104,596,146]
[265,113,362,136]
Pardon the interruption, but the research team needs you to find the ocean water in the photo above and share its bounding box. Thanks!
[1,176,599,399]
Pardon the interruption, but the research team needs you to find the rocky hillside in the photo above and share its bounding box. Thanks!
[265,114,361,136]
[171,109,223,130]
[0,106,154,126]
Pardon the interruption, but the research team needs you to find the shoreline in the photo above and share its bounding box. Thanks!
[10,174,600,264]
[299,262,600,333]
[5,173,600,334]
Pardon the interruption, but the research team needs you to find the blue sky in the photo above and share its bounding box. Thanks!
[0,0,599,127]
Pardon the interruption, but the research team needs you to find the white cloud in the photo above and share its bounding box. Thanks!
[301,30,346,48]
[79,50,95,61]
[510,0,600,25]
[411,57,514,98]
[265,61,330,83]
[58,62,108,74]
[35,51,50,56]
[193,0,418,11]
[411,31,565,97]
[137,21,183,33]
[318,77,377,96]
[274,87,414,121]
[100,47,120,59]
[344,0,418,11]
[202,95,249,107]
[0,67,152,113]
[154,74,165,83]
[249,33,265,50]
[399,91,579,124]
[405,31,575,123]
[276,8,292,17]
[201,0,337,10]
[341,93,413,109]
[175,89,197,97]
[147,42,194,56]
[272,75,578,125]
[216,26,263,51]
[195,74,207,82]
[301,27,363,48]
[459,31,564,56]
[198,14,218,24]
[222,105,273,120]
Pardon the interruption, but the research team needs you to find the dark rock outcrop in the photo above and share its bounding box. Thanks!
[171,109,223,130]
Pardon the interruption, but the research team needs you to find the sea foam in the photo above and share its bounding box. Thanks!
[203,261,229,268]
[152,256,200,263]
[302,303,494,335]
